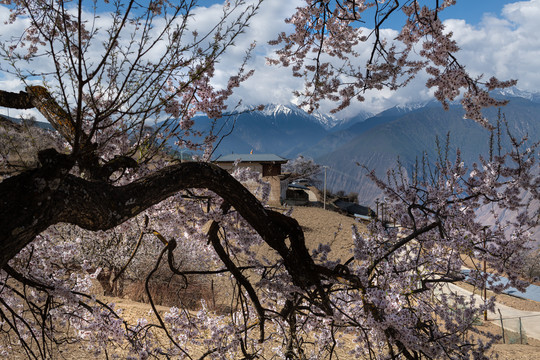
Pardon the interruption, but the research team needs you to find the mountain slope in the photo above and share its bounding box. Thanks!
[317,97,540,206]
[303,102,437,158]
[162,104,330,158]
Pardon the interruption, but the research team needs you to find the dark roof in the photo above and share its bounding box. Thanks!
[334,199,373,217]
[288,183,310,190]
[215,154,288,163]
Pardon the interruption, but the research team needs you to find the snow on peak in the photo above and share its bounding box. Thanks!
[258,103,342,129]
[260,104,299,117]
[311,111,340,129]
[396,101,431,112]
[495,87,540,102]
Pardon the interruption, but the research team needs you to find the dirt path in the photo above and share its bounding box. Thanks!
[444,283,540,341]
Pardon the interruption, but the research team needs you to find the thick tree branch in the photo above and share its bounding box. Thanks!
[0,160,320,292]
[24,86,78,145]
[0,90,34,109]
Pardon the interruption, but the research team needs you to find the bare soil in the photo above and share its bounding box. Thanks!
[3,206,540,358]
[286,205,365,261]
[291,206,540,358]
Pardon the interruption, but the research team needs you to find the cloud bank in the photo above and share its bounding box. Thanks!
[216,0,540,118]
[1,0,539,120]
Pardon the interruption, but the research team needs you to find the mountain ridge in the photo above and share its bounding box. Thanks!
[315,98,540,207]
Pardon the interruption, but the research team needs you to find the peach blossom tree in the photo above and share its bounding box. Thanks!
[0,0,538,359]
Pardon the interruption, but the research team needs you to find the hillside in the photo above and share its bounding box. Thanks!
[7,206,540,359]
[303,102,433,158]
[314,97,540,207]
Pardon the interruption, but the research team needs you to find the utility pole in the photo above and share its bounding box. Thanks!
[323,166,328,210]
[381,198,385,225]
[483,227,488,321]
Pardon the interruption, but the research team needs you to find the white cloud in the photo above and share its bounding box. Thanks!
[442,0,540,93]
[217,0,540,118]
[2,1,539,121]
[502,0,540,29]
[208,0,305,106]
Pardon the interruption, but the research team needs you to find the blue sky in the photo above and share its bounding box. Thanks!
[1,0,539,119]
[187,1,516,28]
[356,0,518,29]
[440,0,514,24]
[201,1,517,27]
[213,0,540,117]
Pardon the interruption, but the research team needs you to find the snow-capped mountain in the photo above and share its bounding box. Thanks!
[228,103,374,130]
[259,104,302,117]
[161,90,540,164]
[396,100,434,112]
[311,111,341,130]
[257,103,342,130]
[494,87,540,103]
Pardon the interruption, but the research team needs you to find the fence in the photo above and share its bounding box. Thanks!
[495,310,540,344]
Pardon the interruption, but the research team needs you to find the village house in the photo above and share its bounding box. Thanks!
[285,181,321,206]
[214,153,289,206]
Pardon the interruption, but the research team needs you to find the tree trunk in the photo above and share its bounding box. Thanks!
[0,87,322,292]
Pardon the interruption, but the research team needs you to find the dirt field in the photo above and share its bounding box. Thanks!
[3,206,540,358]
[290,206,540,359]
[286,205,365,261]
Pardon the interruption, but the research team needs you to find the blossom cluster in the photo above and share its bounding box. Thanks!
[270,0,516,125]
[0,1,538,359]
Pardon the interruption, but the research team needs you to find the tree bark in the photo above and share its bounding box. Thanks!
[0,160,318,289]
[0,90,34,109]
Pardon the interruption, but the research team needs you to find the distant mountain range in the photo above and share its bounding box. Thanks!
[312,97,540,206]
[170,103,371,158]
[251,103,372,130]
[0,115,55,131]
[181,90,540,209]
